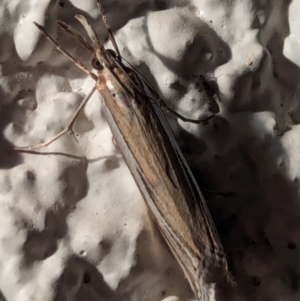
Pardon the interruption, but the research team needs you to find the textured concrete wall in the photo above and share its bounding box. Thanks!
[1,0,299,300]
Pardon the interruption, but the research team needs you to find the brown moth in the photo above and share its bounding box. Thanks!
[14,1,235,300]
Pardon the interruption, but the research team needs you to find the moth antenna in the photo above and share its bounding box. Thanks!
[96,1,121,61]
[56,20,95,56]
[33,22,97,81]
[16,23,100,151]
[33,22,98,81]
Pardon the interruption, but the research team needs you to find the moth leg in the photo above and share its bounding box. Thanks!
[141,80,215,124]
[200,187,235,197]
[124,64,215,124]
[13,85,97,151]
[12,21,100,152]
[161,102,214,124]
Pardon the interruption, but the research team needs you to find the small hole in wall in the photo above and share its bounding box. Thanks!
[59,1,66,7]
[252,276,261,287]
[99,239,112,253]
[83,272,91,284]
[288,241,297,250]
[79,250,87,256]
[26,171,35,180]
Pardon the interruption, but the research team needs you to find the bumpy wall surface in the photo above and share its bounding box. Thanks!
[1,0,300,300]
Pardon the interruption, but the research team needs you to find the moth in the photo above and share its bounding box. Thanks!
[14,1,235,300]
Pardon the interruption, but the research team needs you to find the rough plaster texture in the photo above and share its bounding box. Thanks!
[1,0,300,300]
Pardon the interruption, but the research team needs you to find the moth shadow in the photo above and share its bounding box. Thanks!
[176,111,300,300]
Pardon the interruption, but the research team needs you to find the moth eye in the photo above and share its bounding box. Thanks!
[92,58,103,70]
[107,49,117,58]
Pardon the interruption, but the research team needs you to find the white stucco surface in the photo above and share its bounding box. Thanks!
[1,0,300,300]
